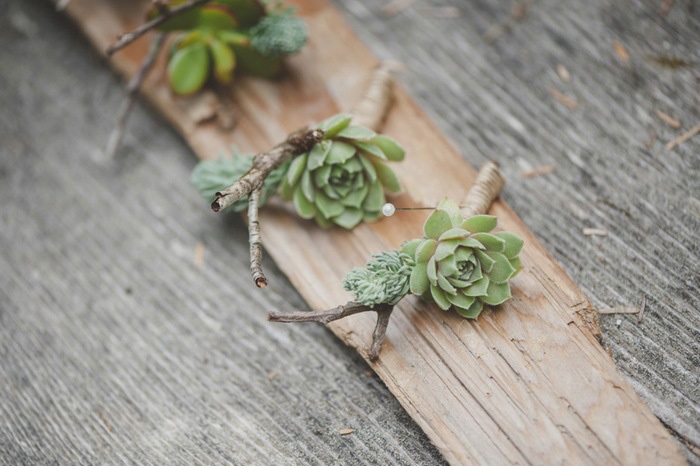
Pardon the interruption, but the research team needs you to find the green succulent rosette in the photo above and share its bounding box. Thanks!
[148,0,307,94]
[400,199,523,318]
[279,113,405,229]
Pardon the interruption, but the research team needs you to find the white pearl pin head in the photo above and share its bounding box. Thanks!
[382,203,396,217]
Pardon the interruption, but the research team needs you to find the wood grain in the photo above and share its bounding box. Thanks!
[54,0,687,463]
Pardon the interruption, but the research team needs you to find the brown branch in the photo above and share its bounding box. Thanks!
[269,302,394,361]
[106,0,211,56]
[105,32,165,158]
[212,128,324,212]
[248,186,266,288]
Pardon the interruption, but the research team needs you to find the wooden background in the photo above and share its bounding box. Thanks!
[1,0,698,464]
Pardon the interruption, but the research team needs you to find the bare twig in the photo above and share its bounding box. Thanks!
[212,128,324,212]
[637,296,647,323]
[248,186,267,288]
[583,228,608,237]
[269,163,505,360]
[105,32,165,158]
[269,302,394,360]
[521,164,556,178]
[665,122,700,151]
[106,0,211,56]
[598,306,639,315]
[654,109,681,129]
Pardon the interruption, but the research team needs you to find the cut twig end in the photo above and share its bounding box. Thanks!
[255,277,268,288]
[211,195,223,212]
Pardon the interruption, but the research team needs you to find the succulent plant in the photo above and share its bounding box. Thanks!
[148,0,307,94]
[279,114,405,229]
[343,250,414,307]
[400,198,523,318]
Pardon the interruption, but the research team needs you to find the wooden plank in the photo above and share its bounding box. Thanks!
[61,0,685,463]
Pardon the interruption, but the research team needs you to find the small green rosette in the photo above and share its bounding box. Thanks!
[279,114,405,229]
[400,198,523,318]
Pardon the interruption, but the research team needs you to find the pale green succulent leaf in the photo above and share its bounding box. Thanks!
[496,232,524,258]
[436,198,462,227]
[315,191,344,218]
[475,250,495,272]
[337,125,376,140]
[374,162,402,194]
[434,240,460,260]
[342,157,363,173]
[456,299,484,319]
[426,256,438,286]
[454,248,473,263]
[293,185,316,219]
[313,165,331,187]
[464,277,490,296]
[437,273,457,295]
[438,255,458,277]
[340,183,369,208]
[359,155,377,182]
[307,140,331,170]
[301,170,314,201]
[485,252,516,283]
[400,239,422,258]
[424,209,452,239]
[334,207,363,229]
[279,176,293,199]
[448,277,471,288]
[354,141,386,160]
[462,214,498,233]
[371,135,405,162]
[409,262,430,295]
[471,233,506,253]
[459,237,486,250]
[287,152,307,185]
[482,281,511,305]
[326,141,356,164]
[438,228,471,241]
[317,113,352,137]
[447,292,476,309]
[415,239,438,263]
[363,180,385,212]
[431,285,451,310]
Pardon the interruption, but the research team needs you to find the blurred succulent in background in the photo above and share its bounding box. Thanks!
[148,0,307,94]
[400,198,523,318]
[279,114,405,229]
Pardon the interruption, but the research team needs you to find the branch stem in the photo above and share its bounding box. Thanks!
[105,32,165,158]
[248,186,266,288]
[211,128,323,212]
[106,0,211,56]
[269,302,394,360]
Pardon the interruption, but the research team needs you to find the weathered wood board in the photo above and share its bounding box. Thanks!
[59,0,686,463]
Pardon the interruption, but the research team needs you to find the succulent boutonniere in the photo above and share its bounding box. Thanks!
[190,63,402,287]
[269,162,524,360]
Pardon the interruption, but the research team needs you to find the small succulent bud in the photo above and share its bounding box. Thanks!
[343,250,414,307]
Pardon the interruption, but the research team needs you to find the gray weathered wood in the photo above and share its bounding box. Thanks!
[0,0,698,463]
[331,0,699,461]
[0,1,445,464]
